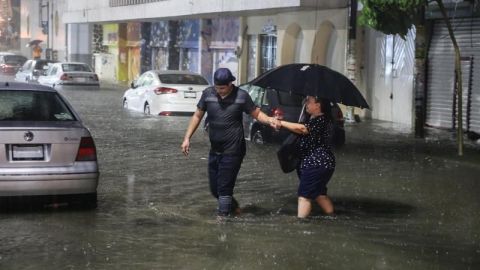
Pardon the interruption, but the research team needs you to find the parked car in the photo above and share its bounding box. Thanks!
[15,59,56,83]
[0,54,28,75]
[0,82,99,208]
[122,70,210,116]
[241,83,346,146]
[38,62,100,89]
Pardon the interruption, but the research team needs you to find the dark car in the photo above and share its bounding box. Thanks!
[15,59,56,83]
[0,54,28,75]
[241,83,345,146]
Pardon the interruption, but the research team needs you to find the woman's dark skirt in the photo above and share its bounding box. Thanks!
[297,166,334,199]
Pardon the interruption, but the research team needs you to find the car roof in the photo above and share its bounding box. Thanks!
[0,81,56,92]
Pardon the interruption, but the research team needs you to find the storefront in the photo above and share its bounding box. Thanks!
[93,23,121,82]
[177,19,200,73]
[126,22,142,82]
[209,18,239,83]
[150,21,170,71]
[426,17,480,135]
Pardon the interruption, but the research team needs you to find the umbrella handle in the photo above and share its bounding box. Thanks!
[298,103,306,122]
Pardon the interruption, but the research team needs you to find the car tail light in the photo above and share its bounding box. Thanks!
[271,107,284,120]
[154,87,178,95]
[159,111,172,116]
[75,137,97,161]
[60,73,70,81]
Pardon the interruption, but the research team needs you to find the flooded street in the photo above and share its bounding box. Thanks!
[1,83,480,269]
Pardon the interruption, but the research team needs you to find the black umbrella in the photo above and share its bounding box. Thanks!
[250,63,369,109]
[26,39,43,47]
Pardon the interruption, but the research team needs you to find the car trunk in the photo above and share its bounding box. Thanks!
[163,84,206,104]
[0,124,87,168]
[62,72,97,83]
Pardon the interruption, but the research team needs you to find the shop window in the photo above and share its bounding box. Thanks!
[179,48,199,73]
[152,47,168,70]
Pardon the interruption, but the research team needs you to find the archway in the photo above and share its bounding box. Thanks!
[311,21,335,65]
[280,23,301,65]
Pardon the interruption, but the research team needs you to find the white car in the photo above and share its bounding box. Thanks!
[38,62,100,89]
[122,70,209,116]
[15,59,56,83]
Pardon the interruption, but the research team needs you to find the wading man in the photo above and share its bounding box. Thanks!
[181,68,276,217]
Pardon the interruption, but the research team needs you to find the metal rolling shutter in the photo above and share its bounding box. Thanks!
[426,17,480,134]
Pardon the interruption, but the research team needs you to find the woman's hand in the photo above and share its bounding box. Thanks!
[268,117,281,131]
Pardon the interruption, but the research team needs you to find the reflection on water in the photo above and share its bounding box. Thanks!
[0,85,479,269]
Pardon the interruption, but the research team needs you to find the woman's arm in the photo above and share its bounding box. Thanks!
[278,120,309,135]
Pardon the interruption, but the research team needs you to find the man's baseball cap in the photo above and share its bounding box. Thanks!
[214,68,236,85]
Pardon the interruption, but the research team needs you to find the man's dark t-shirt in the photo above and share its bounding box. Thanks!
[197,85,257,155]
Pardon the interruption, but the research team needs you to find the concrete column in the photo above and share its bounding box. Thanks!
[237,16,248,84]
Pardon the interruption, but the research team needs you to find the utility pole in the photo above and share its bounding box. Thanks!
[40,0,49,59]
[346,0,358,123]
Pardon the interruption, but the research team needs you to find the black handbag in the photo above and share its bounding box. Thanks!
[276,104,307,173]
[277,133,301,173]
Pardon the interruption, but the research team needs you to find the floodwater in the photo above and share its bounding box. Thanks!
[1,82,479,269]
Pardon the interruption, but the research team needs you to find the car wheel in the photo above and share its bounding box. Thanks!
[144,103,150,115]
[123,99,128,109]
[251,129,265,145]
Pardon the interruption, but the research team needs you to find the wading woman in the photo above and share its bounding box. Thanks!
[274,96,336,218]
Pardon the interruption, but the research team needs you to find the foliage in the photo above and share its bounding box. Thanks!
[359,0,427,38]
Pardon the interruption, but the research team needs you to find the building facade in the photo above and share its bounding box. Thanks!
[61,0,351,86]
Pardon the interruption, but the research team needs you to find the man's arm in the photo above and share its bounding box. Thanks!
[181,109,205,156]
[251,107,308,135]
[250,107,276,126]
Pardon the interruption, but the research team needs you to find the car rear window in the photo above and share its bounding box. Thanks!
[0,90,76,121]
[276,91,304,107]
[4,55,27,65]
[158,74,209,85]
[62,64,92,72]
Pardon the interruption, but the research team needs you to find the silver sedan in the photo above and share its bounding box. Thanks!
[38,62,100,89]
[0,82,99,207]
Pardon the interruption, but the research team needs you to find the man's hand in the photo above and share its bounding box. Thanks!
[268,117,281,131]
[181,139,190,156]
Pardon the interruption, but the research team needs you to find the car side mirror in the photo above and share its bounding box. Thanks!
[130,80,137,89]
